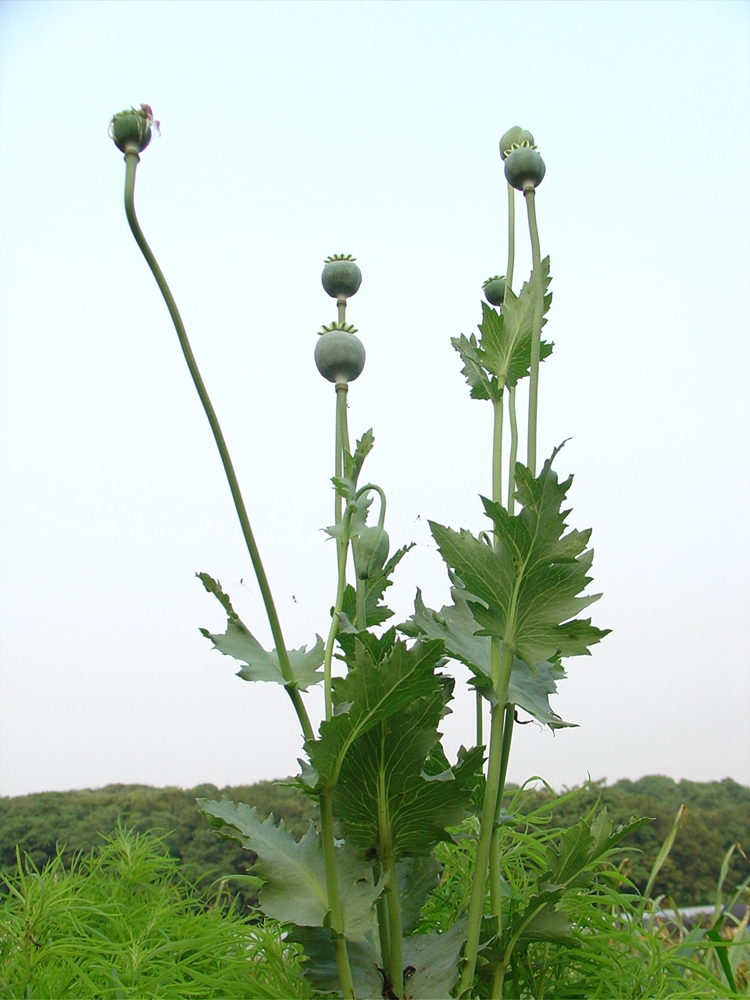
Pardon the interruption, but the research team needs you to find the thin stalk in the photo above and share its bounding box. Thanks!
[323,501,354,720]
[356,573,367,631]
[506,182,516,293]
[507,385,519,515]
[491,962,506,1000]
[492,393,504,508]
[475,689,483,746]
[319,790,356,999]
[334,383,349,526]
[122,151,313,744]
[524,186,543,475]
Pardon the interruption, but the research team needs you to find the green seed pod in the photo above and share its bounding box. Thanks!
[504,147,546,191]
[356,525,390,580]
[499,126,535,160]
[483,275,506,307]
[322,256,362,299]
[109,105,155,154]
[315,330,366,383]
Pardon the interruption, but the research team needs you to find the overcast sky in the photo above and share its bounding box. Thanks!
[0,0,748,800]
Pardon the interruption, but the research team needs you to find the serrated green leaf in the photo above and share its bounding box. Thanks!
[333,678,484,856]
[484,258,553,389]
[454,260,553,401]
[197,573,323,690]
[307,639,445,792]
[451,333,500,401]
[400,581,574,729]
[197,798,382,942]
[429,450,610,672]
[343,428,374,486]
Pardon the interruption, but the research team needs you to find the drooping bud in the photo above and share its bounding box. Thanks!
[355,525,390,580]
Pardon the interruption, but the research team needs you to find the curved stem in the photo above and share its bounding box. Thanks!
[524,186,543,476]
[355,482,387,528]
[507,385,519,515]
[122,152,313,744]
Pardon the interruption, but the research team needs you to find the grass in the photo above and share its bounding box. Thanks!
[0,823,312,999]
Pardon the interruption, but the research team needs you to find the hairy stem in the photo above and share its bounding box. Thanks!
[122,151,313,743]
[524,186,543,475]
[319,790,356,999]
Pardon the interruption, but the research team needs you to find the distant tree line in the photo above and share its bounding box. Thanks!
[1,775,747,910]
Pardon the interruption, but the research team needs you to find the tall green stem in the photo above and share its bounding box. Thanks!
[323,501,354,720]
[122,151,313,744]
[507,385,519,515]
[489,703,515,918]
[458,641,515,996]
[506,182,516,293]
[319,790,356,999]
[524,186,543,475]
[335,383,350,525]
[492,393,504,509]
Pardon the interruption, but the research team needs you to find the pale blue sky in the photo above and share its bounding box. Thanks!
[0,0,748,798]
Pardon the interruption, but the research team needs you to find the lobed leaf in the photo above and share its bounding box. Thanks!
[400,580,574,729]
[197,574,323,690]
[197,798,382,942]
[429,450,610,673]
[453,259,553,399]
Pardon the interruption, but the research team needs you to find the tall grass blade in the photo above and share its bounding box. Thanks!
[644,803,686,900]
